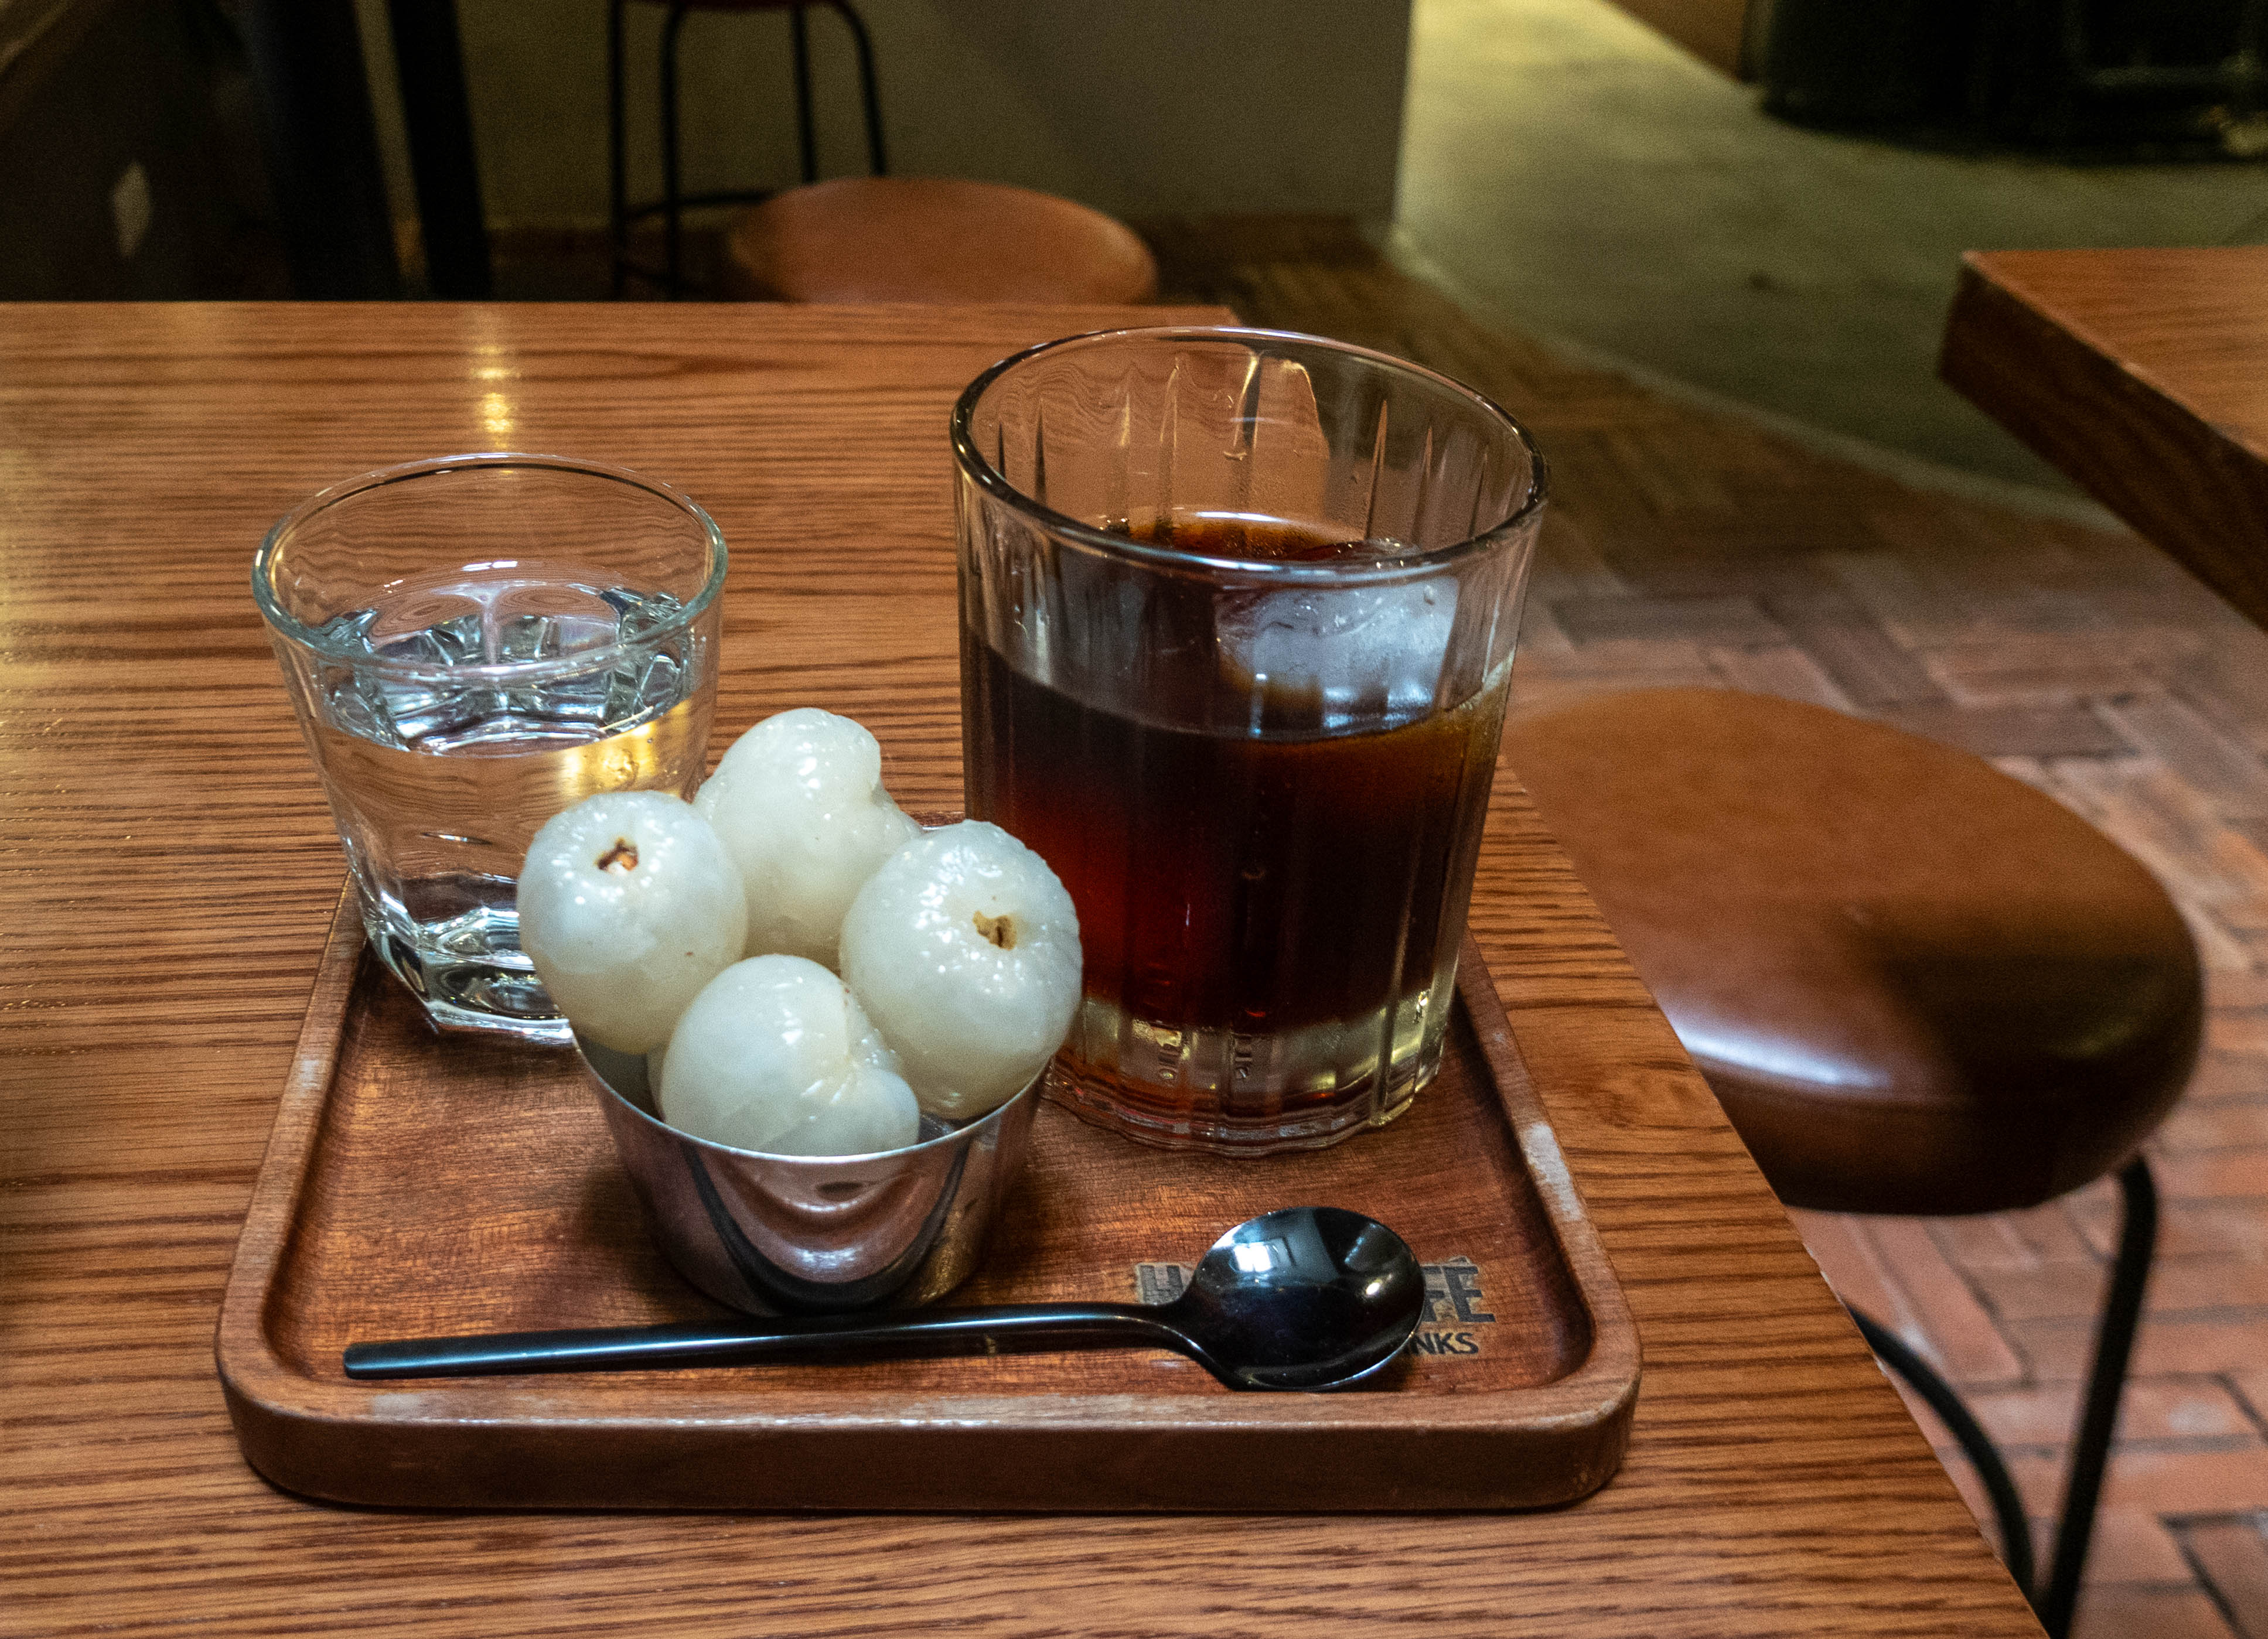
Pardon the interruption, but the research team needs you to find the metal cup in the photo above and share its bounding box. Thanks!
[578,1039,1036,1314]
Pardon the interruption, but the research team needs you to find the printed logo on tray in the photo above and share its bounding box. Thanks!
[1133,1254,1496,1358]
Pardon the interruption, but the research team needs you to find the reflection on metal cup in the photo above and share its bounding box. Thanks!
[579,1038,1035,1314]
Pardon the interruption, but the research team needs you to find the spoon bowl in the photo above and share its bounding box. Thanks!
[1161,1207,1430,1389]
[345,1206,1426,1392]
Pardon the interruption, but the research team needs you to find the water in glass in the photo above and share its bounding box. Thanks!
[303,561,710,1038]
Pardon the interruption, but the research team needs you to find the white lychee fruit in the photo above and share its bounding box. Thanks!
[693,707,920,968]
[840,821,1082,1120]
[794,1058,925,1158]
[517,791,747,1053]
[657,954,920,1156]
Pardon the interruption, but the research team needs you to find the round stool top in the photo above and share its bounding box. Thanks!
[1502,688,2199,1216]
[725,177,1159,305]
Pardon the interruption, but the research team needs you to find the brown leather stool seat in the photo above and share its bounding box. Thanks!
[1502,686,2200,1636]
[724,177,1159,305]
[1503,687,2199,1214]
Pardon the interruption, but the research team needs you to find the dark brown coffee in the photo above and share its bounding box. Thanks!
[961,517,1508,1147]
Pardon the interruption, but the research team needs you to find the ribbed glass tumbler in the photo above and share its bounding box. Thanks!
[953,328,1546,1154]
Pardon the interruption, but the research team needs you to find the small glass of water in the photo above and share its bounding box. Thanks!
[254,453,727,1042]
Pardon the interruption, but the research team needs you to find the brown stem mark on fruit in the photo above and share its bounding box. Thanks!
[973,910,1016,949]
[595,838,639,873]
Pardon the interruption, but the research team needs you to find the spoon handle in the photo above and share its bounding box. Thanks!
[343,1303,1195,1380]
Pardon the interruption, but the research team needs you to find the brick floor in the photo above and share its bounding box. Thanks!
[2183,1518,2268,1639]
[2079,1509,2195,1586]
[2071,1587,2241,1639]
[1141,213,2268,1639]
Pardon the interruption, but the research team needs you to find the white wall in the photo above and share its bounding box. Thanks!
[358,0,1414,231]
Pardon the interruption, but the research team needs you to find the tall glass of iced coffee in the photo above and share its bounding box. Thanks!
[953,328,1546,1154]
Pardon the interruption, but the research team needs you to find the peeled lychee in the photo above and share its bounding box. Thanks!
[693,707,920,967]
[840,821,1082,1120]
[517,791,746,1053]
[657,954,920,1156]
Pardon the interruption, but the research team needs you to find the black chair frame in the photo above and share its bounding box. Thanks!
[608,0,886,298]
[1848,1155,2157,1639]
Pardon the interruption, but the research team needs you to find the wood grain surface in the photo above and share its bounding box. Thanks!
[0,302,2041,1636]
[1941,246,2268,631]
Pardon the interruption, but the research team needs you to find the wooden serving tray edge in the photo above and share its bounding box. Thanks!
[215,887,1642,1512]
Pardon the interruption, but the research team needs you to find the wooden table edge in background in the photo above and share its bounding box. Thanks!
[1940,245,2268,630]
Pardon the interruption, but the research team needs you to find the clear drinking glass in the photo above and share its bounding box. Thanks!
[254,453,727,1041]
[953,328,1546,1154]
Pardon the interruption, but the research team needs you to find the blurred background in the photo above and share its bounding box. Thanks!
[5,0,2263,498]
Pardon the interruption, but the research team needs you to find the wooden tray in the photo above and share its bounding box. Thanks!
[218,893,1641,1512]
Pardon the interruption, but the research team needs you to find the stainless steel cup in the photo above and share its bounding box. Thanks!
[578,1039,1036,1314]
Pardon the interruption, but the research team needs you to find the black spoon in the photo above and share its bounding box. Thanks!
[343,1206,1425,1392]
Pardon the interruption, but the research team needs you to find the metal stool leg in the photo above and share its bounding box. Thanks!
[1853,1153,2158,1638]
[2037,1155,2157,1639]
[608,0,628,295]
[828,0,886,174]
[614,0,888,298]
[1850,1307,2038,1595]
[789,5,818,185]
[661,1,690,297]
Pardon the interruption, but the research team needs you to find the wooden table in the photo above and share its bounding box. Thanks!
[1942,245,2268,630]
[0,302,2042,1637]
